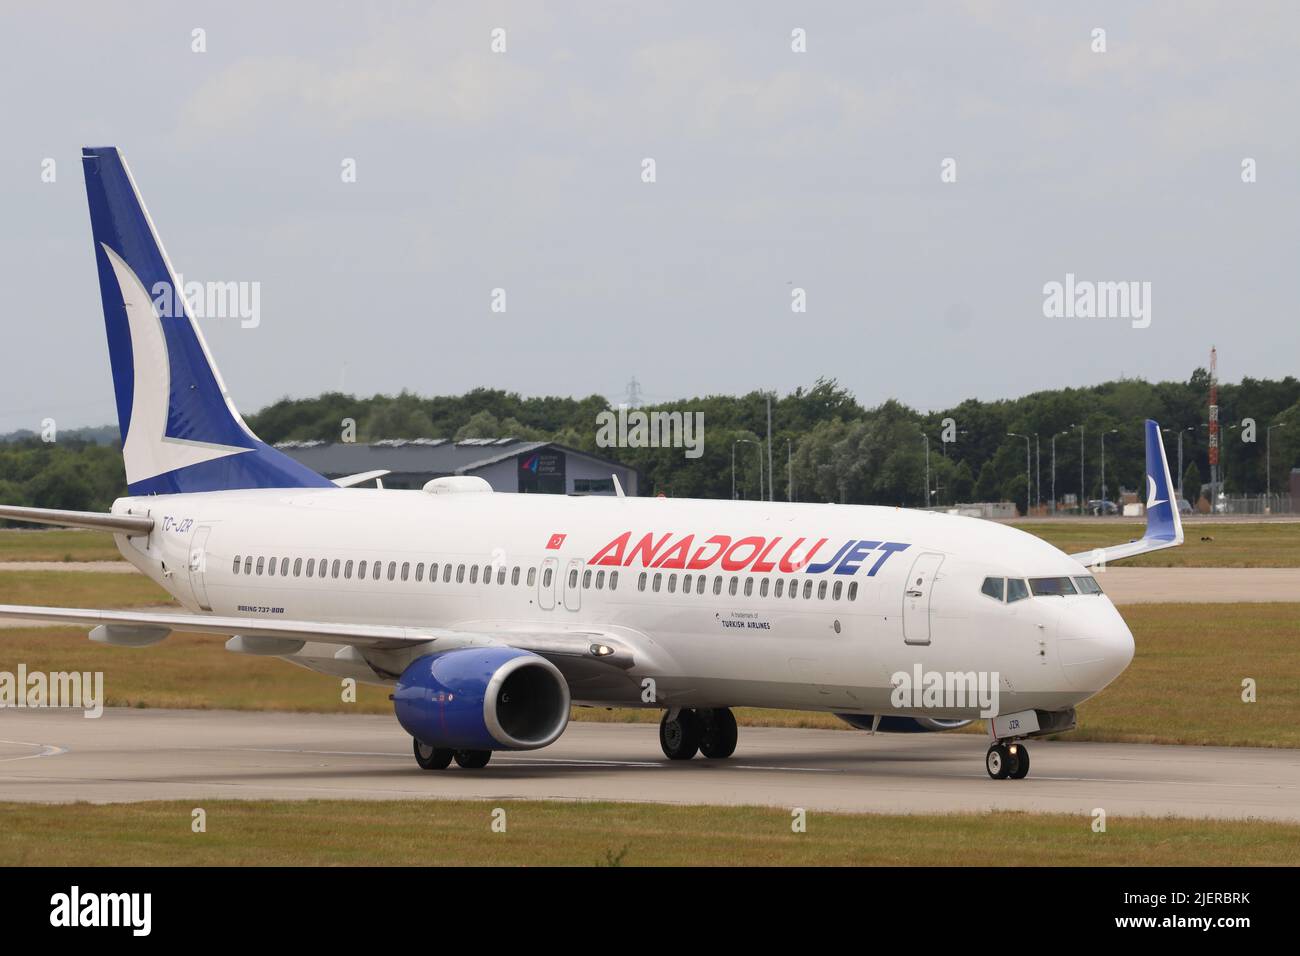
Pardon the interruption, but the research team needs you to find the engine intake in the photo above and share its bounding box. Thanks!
[394,647,570,751]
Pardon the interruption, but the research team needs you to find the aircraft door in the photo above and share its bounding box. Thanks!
[188,525,213,611]
[902,552,944,645]
[538,557,558,610]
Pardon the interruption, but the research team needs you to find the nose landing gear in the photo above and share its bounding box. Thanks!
[986,741,1030,780]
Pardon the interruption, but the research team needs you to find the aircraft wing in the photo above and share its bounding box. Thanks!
[1070,419,1184,567]
[0,604,636,669]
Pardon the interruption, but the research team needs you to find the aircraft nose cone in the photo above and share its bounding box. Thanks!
[1058,600,1135,693]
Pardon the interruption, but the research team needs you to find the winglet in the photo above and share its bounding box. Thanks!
[1070,419,1183,567]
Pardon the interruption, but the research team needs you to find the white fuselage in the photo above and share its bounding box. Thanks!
[111,487,1134,719]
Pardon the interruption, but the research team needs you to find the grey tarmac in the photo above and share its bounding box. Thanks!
[0,708,1297,822]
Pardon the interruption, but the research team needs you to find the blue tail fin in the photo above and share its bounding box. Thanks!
[81,147,331,495]
[1143,418,1181,544]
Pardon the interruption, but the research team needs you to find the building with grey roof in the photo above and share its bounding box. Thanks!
[276,438,639,496]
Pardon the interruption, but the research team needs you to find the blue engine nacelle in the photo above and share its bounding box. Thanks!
[836,714,974,733]
[394,647,570,751]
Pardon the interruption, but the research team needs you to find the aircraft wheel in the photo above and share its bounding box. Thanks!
[1008,743,1030,779]
[985,743,1011,780]
[454,749,492,769]
[699,708,738,759]
[659,709,702,760]
[413,738,454,770]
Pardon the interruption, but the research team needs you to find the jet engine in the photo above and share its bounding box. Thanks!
[394,647,570,751]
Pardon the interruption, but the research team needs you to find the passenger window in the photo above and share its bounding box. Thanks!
[375,561,384,581]
[682,573,692,593]
[415,563,424,583]
[652,573,662,593]
[713,576,722,596]
[728,577,738,596]
[981,577,1005,601]
[832,581,842,600]
[305,558,315,577]
[457,564,465,583]
[743,578,753,597]
[638,572,647,592]
[232,556,241,574]
[430,563,439,583]
[817,580,827,600]
[470,565,479,584]
[344,560,353,579]
[760,578,769,598]
[667,574,676,594]
[847,581,858,601]
[511,567,520,586]
[255,557,265,575]
[790,579,799,599]
[319,559,328,578]
[527,567,536,587]
[610,571,619,591]
[497,566,506,585]
[569,569,579,589]
[583,569,592,589]
[1007,578,1029,603]
[293,558,302,577]
[443,564,452,583]
[774,579,784,598]
[267,558,276,577]
[401,562,410,582]
[802,580,813,599]
[280,557,289,576]
[482,564,491,583]
[595,570,605,589]
[331,559,341,579]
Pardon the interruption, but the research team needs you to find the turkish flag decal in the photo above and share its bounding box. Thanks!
[546,533,567,550]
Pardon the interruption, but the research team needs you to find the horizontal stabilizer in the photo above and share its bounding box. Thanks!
[0,504,152,535]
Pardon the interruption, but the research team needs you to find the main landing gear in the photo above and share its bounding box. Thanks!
[985,741,1030,780]
[659,708,738,760]
[413,738,492,770]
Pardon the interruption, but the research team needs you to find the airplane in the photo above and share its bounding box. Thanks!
[0,147,1184,780]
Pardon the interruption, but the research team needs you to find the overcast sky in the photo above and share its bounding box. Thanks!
[1,1,1297,433]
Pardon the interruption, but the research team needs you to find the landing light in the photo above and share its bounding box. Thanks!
[590,643,614,657]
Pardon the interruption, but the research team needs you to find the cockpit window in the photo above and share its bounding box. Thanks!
[1029,576,1078,597]
[980,576,1005,601]
[1006,578,1030,603]
[1073,575,1103,595]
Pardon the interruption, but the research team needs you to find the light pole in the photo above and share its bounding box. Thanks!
[786,438,793,503]
[1099,429,1118,514]
[1008,432,1031,516]
[1034,433,1041,510]
[1267,423,1286,507]
[1076,424,1085,515]
[1052,429,1071,515]
[733,438,762,500]
[920,433,932,508]
[1164,426,1194,502]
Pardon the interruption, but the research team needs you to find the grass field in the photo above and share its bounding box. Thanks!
[0,570,174,609]
[1,799,1296,866]
[1,601,1295,746]
[1011,520,1300,567]
[0,529,123,563]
